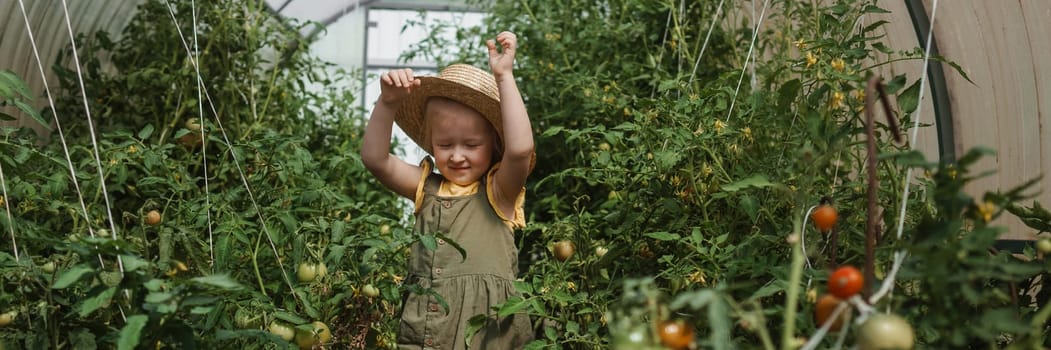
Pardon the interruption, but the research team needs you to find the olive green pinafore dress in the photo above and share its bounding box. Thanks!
[397,163,533,349]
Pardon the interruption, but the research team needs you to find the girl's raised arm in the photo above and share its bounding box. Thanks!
[487,32,535,218]
[361,69,424,199]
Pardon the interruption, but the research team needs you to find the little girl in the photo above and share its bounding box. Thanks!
[360,31,534,349]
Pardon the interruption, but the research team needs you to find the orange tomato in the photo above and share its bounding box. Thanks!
[812,205,838,232]
[828,265,863,299]
[553,240,575,262]
[145,210,162,226]
[657,319,695,350]
[814,294,848,331]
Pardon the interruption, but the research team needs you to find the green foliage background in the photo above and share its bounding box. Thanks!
[0,0,1049,349]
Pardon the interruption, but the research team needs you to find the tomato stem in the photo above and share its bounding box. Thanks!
[252,227,267,297]
[781,215,805,350]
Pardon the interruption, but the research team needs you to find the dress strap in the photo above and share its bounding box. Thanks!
[414,157,442,214]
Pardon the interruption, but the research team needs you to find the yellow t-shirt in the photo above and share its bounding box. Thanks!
[413,159,526,229]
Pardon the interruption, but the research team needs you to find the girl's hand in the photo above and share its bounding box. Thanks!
[487,31,517,79]
[379,68,421,105]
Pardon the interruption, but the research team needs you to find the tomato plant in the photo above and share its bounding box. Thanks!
[828,266,864,299]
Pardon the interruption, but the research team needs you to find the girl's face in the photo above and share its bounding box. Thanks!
[426,98,496,186]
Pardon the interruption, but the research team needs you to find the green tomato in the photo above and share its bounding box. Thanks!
[294,321,332,349]
[297,262,327,283]
[611,325,651,350]
[234,308,262,329]
[0,311,17,327]
[1036,238,1051,254]
[857,313,915,350]
[362,284,380,298]
[269,321,295,341]
[41,261,56,274]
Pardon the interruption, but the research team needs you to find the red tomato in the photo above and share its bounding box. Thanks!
[812,205,838,232]
[657,319,695,350]
[828,265,863,299]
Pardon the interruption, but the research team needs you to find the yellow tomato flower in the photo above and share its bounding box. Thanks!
[794,38,807,50]
[714,119,727,132]
[831,58,846,72]
[830,91,845,109]
[806,51,817,68]
[977,201,996,223]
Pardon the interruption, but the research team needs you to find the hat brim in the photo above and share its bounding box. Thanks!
[393,76,502,155]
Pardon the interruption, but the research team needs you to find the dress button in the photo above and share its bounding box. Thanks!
[434,267,442,275]
[429,303,439,312]
[441,200,452,208]
[425,338,434,346]
[437,238,446,245]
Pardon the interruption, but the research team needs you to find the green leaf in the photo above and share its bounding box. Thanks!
[191,306,214,314]
[749,280,786,300]
[707,296,731,350]
[78,286,117,317]
[739,194,759,220]
[13,100,51,130]
[0,70,32,99]
[670,289,716,310]
[147,292,175,305]
[191,274,244,290]
[52,265,95,289]
[435,232,468,262]
[541,126,564,137]
[420,234,438,251]
[273,311,308,325]
[897,80,921,115]
[565,320,580,335]
[496,296,530,318]
[777,79,801,110]
[118,315,149,350]
[144,279,164,292]
[463,314,488,348]
[862,4,891,13]
[654,150,681,170]
[645,231,680,241]
[138,124,155,139]
[721,175,777,192]
[120,255,149,272]
[513,280,534,294]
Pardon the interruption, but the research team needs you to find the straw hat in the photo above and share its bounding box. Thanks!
[393,64,502,155]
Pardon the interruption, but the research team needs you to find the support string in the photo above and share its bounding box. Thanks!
[189,0,216,272]
[721,0,770,125]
